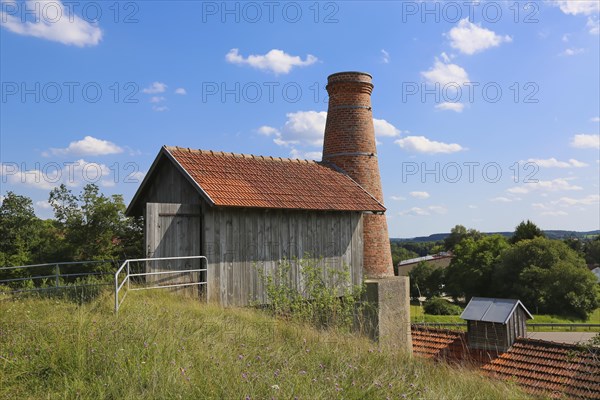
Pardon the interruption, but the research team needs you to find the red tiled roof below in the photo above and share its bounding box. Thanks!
[482,338,600,399]
[411,327,600,399]
[166,147,385,212]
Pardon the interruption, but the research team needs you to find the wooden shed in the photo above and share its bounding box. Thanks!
[460,297,533,352]
[126,146,386,307]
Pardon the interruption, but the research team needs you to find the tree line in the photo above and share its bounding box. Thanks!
[406,222,600,319]
[0,184,144,276]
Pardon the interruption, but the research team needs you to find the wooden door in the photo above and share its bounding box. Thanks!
[145,203,203,297]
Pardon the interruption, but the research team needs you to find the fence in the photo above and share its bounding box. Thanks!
[0,260,121,294]
[114,256,208,313]
[412,322,600,332]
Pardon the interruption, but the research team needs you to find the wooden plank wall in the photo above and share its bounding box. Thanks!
[202,207,364,306]
[145,203,203,297]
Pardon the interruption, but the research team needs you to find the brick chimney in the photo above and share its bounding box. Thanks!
[322,72,394,278]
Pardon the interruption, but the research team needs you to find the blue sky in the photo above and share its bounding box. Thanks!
[1,0,599,238]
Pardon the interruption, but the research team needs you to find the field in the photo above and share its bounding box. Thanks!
[0,289,535,400]
[411,303,600,332]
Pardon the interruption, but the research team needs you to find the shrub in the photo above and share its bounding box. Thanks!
[424,297,462,315]
[257,255,364,331]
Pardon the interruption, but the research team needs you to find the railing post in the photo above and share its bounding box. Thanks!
[55,264,59,288]
[115,271,119,313]
[127,261,130,291]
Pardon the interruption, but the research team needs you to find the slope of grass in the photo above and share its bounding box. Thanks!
[0,290,535,399]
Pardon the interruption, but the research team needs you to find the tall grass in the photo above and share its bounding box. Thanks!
[0,290,534,399]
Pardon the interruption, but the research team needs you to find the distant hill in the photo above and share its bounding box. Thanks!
[392,230,600,243]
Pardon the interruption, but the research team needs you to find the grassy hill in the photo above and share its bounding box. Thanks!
[0,290,535,399]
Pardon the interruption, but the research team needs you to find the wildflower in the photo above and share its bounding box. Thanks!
[312,378,317,383]
[299,370,306,375]
[319,363,324,369]
[271,384,280,390]
[242,372,248,380]
[245,396,251,400]
[274,369,279,377]
[238,354,244,360]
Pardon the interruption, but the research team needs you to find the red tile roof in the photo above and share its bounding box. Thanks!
[482,338,600,399]
[411,326,600,399]
[411,325,467,360]
[164,146,385,212]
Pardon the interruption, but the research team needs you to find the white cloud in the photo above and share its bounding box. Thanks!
[175,88,187,95]
[0,0,102,47]
[373,118,402,137]
[35,200,52,209]
[381,49,390,64]
[399,205,446,216]
[152,105,169,112]
[435,102,465,112]
[390,196,406,201]
[561,47,584,56]
[395,136,465,154]
[260,112,403,151]
[289,148,321,160]
[527,158,588,168]
[410,191,430,199]
[225,48,318,75]
[421,58,469,86]
[508,178,583,194]
[142,82,167,94]
[428,205,447,214]
[591,116,600,122]
[555,1,600,16]
[490,197,514,203]
[259,111,327,148]
[47,136,123,157]
[570,134,600,149]
[446,18,512,55]
[150,96,166,103]
[541,210,568,216]
[554,194,600,206]
[587,16,599,34]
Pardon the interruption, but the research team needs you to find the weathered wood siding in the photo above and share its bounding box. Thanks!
[140,156,201,207]
[202,207,364,306]
[145,203,203,297]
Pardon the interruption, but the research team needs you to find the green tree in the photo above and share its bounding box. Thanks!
[584,236,600,265]
[49,184,143,261]
[0,192,40,267]
[495,237,599,318]
[443,225,482,251]
[444,234,509,301]
[408,261,445,299]
[510,220,545,244]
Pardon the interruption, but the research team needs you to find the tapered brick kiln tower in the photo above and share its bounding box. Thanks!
[322,72,394,278]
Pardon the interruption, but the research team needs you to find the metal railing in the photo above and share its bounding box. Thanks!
[412,322,600,331]
[0,260,121,294]
[114,256,207,313]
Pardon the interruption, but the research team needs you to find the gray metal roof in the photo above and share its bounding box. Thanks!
[460,297,533,324]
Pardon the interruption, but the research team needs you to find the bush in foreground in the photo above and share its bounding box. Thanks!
[0,290,533,399]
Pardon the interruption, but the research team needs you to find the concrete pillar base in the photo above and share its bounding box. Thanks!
[357,276,413,354]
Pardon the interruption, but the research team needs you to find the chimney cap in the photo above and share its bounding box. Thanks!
[328,71,372,79]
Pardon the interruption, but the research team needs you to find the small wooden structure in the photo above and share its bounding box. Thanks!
[461,297,533,352]
[126,146,386,307]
